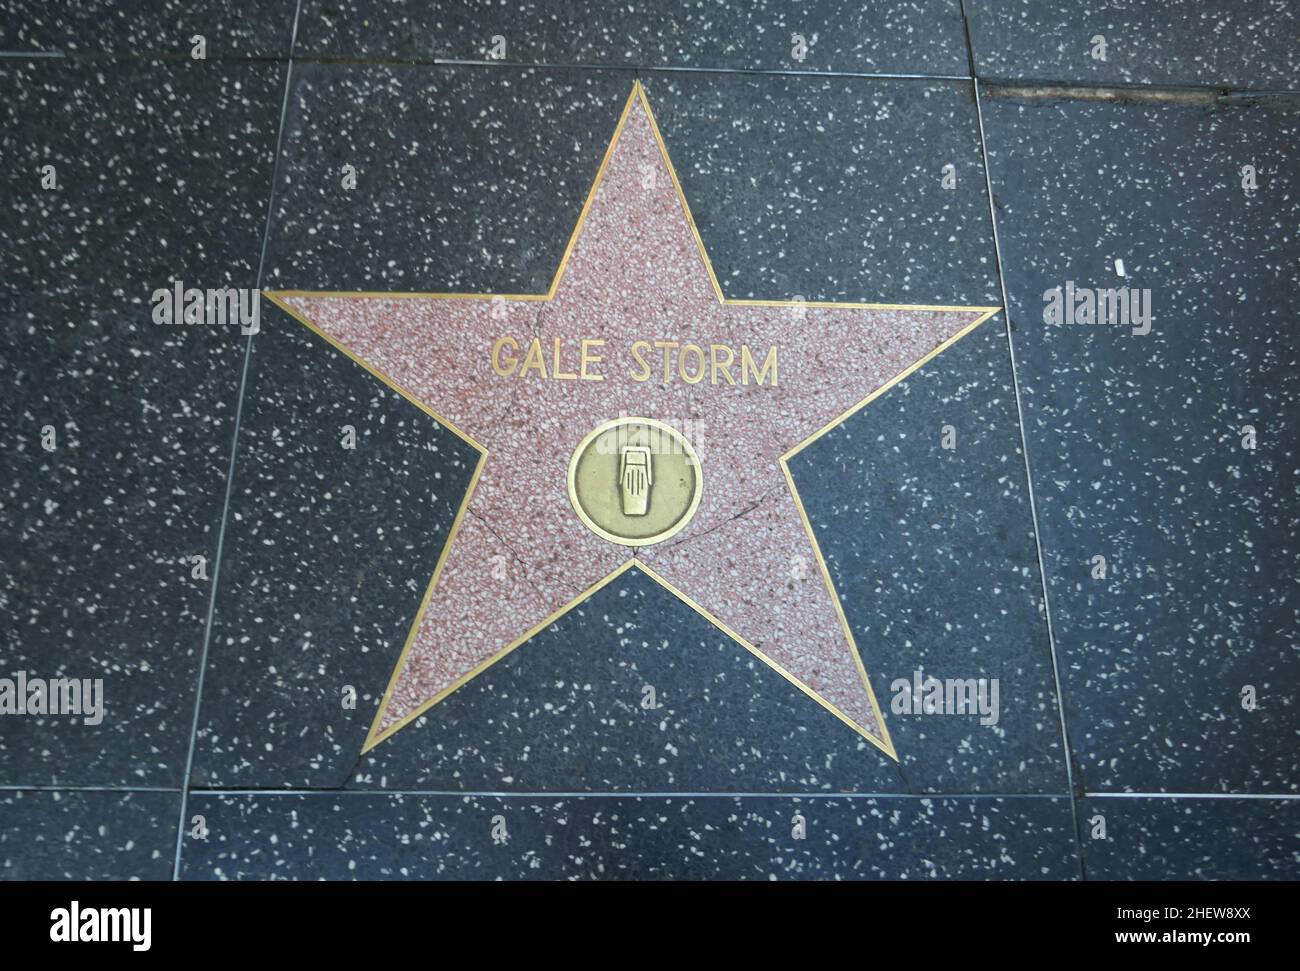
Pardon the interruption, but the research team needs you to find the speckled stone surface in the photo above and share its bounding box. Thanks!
[967,1,1300,90]
[980,91,1300,794]
[180,792,1077,879]
[0,0,299,56]
[640,73,1001,307]
[0,790,178,881]
[262,65,634,292]
[345,566,942,792]
[186,302,479,788]
[295,0,971,76]
[1082,797,1299,880]
[3,4,1295,884]
[0,59,285,786]
[788,318,1066,792]
[264,65,1001,307]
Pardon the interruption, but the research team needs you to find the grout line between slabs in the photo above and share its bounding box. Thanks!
[436,59,974,80]
[3,784,1293,800]
[181,789,1300,801]
[0,48,964,78]
[4,48,1294,99]
[3,44,1294,95]
[1085,792,1300,801]
[0,785,180,794]
[168,0,304,882]
[187,789,1073,799]
[959,0,1087,882]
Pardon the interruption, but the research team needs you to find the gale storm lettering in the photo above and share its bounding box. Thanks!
[490,337,779,386]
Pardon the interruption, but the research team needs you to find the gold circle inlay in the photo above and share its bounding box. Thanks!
[567,417,702,547]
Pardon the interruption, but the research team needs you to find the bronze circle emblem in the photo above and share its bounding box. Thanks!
[567,417,702,546]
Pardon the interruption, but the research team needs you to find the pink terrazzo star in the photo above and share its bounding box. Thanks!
[269,83,998,759]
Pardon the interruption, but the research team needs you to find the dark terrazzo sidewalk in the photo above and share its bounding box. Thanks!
[1,0,1294,881]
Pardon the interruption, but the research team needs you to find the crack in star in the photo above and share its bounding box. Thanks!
[465,505,565,603]
[656,485,784,554]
